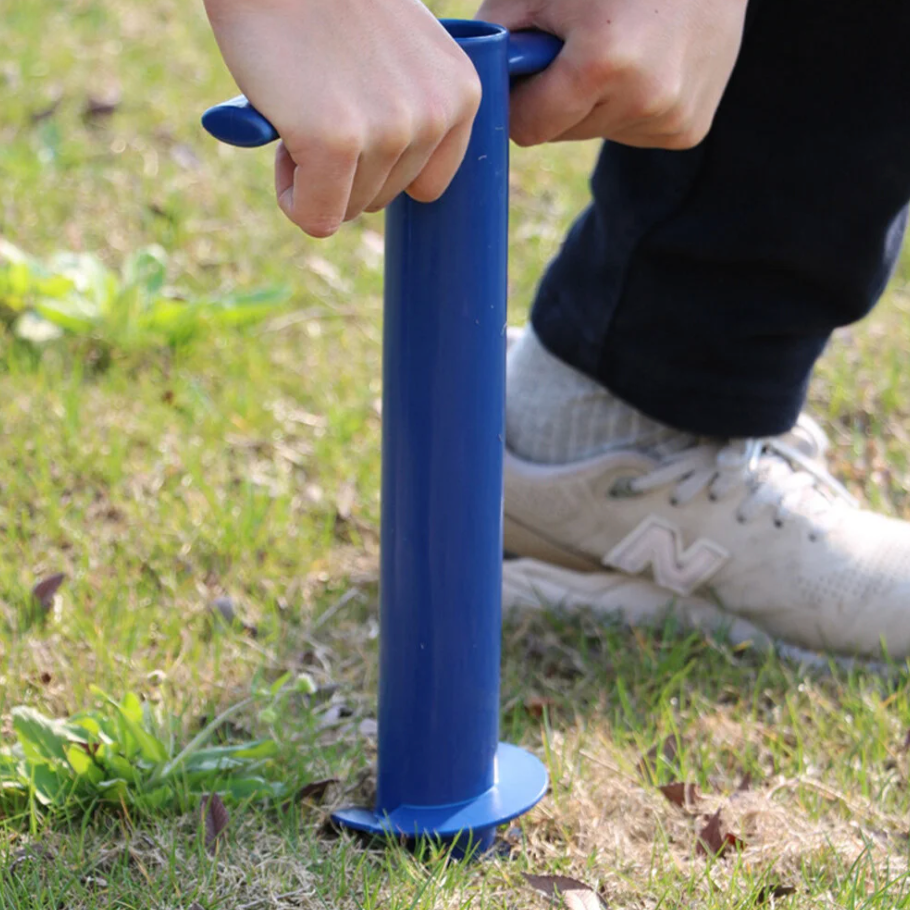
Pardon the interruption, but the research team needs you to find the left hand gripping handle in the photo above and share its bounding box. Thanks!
[201,29,562,148]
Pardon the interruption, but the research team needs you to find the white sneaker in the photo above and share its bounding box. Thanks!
[503,432,910,659]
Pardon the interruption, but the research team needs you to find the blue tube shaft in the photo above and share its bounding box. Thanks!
[376,21,510,815]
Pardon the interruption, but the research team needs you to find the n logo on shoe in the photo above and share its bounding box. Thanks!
[604,515,729,597]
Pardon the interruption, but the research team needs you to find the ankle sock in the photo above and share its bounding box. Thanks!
[505,327,696,464]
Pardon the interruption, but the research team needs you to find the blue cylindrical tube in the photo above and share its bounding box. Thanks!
[200,19,557,855]
[376,20,510,816]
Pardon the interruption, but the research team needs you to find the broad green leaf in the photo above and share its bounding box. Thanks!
[96,778,129,802]
[98,753,140,784]
[190,776,289,802]
[31,274,76,300]
[182,740,278,773]
[47,251,115,311]
[122,245,167,297]
[116,709,167,764]
[120,692,144,724]
[30,764,68,806]
[139,785,175,812]
[92,687,167,764]
[13,706,90,763]
[69,713,116,745]
[35,298,99,332]
[66,745,104,784]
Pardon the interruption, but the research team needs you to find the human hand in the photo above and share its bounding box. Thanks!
[204,0,482,237]
[475,0,748,149]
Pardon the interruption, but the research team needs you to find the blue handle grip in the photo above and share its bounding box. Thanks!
[201,29,562,148]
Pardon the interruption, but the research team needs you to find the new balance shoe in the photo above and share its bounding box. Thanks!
[503,433,910,658]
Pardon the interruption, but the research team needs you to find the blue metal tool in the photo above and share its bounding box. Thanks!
[203,22,561,856]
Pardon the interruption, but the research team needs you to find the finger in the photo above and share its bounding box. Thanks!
[275,138,360,237]
[551,99,652,144]
[344,144,407,222]
[405,118,475,203]
[553,104,707,150]
[364,140,437,213]
[507,51,595,146]
[474,0,535,31]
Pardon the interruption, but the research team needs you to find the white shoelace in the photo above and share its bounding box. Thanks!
[627,437,857,532]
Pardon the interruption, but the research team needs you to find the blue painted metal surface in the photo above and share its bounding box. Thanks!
[202,20,559,855]
[201,30,562,149]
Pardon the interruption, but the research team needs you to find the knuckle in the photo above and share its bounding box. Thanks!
[460,69,483,116]
[375,108,414,156]
[571,46,633,92]
[287,108,365,161]
[416,98,451,146]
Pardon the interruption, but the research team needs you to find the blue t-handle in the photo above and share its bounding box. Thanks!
[201,29,562,148]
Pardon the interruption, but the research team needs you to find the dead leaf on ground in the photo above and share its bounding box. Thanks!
[524,874,608,909]
[755,884,797,904]
[902,729,910,753]
[296,778,340,803]
[7,844,55,875]
[32,573,66,612]
[83,89,121,121]
[697,809,745,858]
[209,597,258,638]
[201,793,229,855]
[737,772,754,791]
[658,781,701,810]
[525,696,556,719]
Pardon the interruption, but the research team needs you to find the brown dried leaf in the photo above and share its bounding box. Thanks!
[8,844,55,874]
[525,696,556,719]
[32,573,66,612]
[524,874,608,908]
[296,778,339,803]
[209,597,258,639]
[737,772,754,791]
[658,781,701,809]
[83,89,121,121]
[201,793,229,855]
[755,884,797,904]
[697,809,745,858]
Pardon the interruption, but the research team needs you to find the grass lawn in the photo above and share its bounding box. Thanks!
[2,0,910,907]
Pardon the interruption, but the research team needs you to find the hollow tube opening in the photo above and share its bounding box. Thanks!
[442,20,507,42]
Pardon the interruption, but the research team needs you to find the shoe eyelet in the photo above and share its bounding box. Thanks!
[669,496,680,507]
[773,518,784,529]
[736,514,746,525]
[708,492,719,503]
[808,532,818,543]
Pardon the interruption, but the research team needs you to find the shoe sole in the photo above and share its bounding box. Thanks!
[501,538,773,651]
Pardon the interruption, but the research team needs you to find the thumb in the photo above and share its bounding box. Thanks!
[474,0,536,31]
[508,51,593,146]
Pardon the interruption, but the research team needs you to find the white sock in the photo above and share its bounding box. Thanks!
[506,327,696,464]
